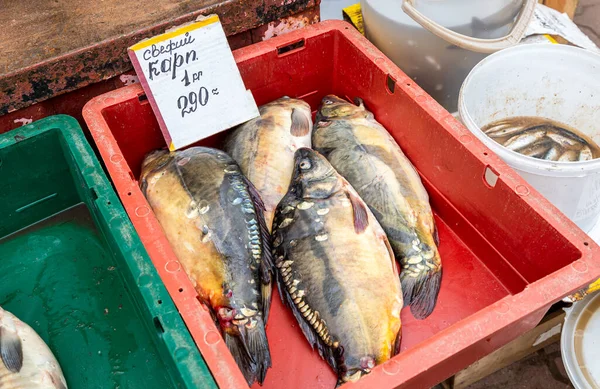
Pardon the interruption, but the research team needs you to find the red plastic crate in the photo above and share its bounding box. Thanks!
[83,21,600,389]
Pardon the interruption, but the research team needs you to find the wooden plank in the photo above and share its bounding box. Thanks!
[542,0,580,19]
[451,311,565,389]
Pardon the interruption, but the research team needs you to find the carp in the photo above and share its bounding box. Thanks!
[313,95,442,319]
[225,97,313,231]
[140,147,272,385]
[272,148,403,384]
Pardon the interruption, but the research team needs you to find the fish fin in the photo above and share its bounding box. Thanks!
[261,282,272,324]
[139,177,148,195]
[382,236,399,278]
[274,269,338,371]
[244,177,274,322]
[401,266,442,320]
[393,325,402,356]
[433,225,440,247]
[245,318,272,384]
[0,325,23,373]
[224,331,258,386]
[348,192,369,234]
[291,108,311,136]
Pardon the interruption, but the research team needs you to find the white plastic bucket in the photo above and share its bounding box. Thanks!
[361,0,536,112]
[562,292,600,388]
[459,44,600,232]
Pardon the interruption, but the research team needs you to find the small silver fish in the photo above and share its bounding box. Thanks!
[546,132,577,148]
[502,130,547,151]
[520,141,553,158]
[485,123,528,138]
[544,146,562,161]
[558,149,580,162]
[579,146,593,161]
[0,307,67,388]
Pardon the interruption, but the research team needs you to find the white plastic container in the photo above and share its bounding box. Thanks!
[459,44,600,232]
[361,0,535,112]
[562,292,600,388]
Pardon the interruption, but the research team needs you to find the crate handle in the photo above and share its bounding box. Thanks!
[277,39,306,57]
[153,317,165,333]
[484,166,499,188]
[386,74,396,94]
[138,92,149,105]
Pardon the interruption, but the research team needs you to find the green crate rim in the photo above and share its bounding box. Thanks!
[0,115,217,389]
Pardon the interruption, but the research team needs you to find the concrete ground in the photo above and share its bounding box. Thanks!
[465,343,574,389]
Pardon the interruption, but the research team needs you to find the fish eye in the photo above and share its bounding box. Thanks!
[299,159,312,170]
[324,100,333,105]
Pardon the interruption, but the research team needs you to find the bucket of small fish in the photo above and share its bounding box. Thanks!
[459,43,600,232]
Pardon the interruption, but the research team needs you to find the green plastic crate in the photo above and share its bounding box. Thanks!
[0,115,217,389]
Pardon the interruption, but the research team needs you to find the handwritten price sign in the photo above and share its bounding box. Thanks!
[128,15,259,150]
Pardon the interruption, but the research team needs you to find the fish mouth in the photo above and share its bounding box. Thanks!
[341,369,365,383]
[315,119,333,129]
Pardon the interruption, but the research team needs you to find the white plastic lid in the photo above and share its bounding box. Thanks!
[562,292,600,389]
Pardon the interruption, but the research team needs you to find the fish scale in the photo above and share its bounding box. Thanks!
[273,148,402,385]
[225,97,313,232]
[313,95,442,320]
[140,147,273,385]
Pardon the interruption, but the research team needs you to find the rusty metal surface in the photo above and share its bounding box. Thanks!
[0,0,320,115]
[251,7,320,42]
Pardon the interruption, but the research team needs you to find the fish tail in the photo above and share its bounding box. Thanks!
[226,319,272,385]
[250,320,272,384]
[401,266,442,320]
[224,332,256,385]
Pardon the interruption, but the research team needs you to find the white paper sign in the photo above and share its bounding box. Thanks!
[128,15,259,150]
[523,4,600,53]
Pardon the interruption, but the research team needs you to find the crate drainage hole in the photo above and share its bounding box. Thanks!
[158,300,162,305]
[153,317,165,333]
[277,39,305,56]
[386,74,396,94]
[584,242,589,246]
[484,166,499,188]
[138,93,148,104]
[179,288,184,292]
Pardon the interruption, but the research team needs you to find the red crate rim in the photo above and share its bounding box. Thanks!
[83,20,600,388]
